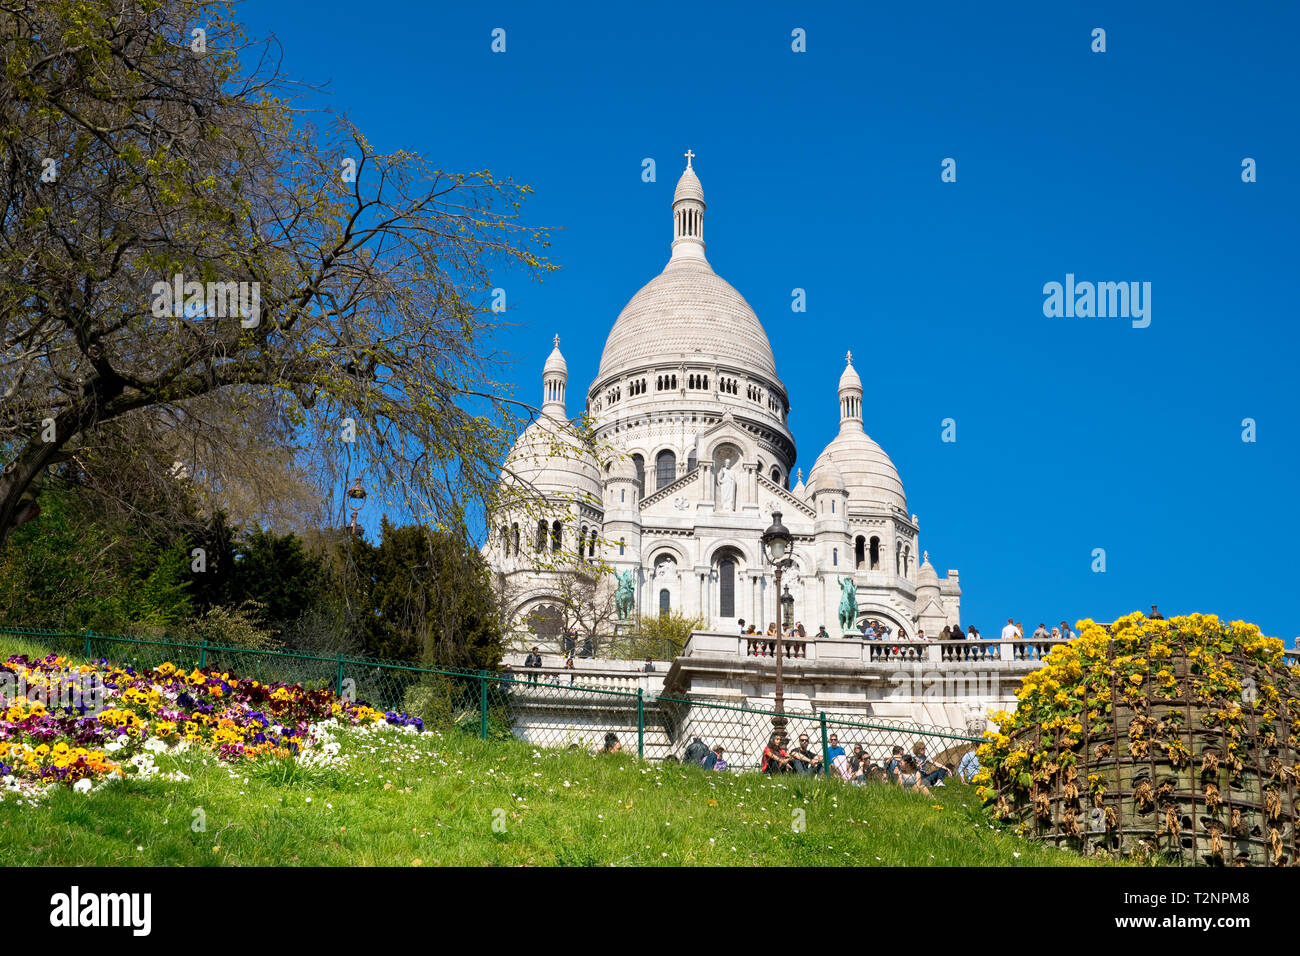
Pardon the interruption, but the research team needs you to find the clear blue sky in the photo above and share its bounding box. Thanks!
[240,1,1299,643]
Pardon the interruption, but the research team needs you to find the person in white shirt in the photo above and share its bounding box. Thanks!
[1000,618,1019,641]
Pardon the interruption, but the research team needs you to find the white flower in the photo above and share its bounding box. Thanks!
[73,779,93,794]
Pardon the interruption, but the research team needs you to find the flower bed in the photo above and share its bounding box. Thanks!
[1,652,422,800]
[976,612,1299,866]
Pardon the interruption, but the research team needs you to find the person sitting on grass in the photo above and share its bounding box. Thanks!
[599,732,621,754]
[911,741,949,787]
[958,747,981,784]
[825,733,845,765]
[708,746,728,772]
[789,733,823,775]
[761,732,793,774]
[894,755,932,795]
[884,745,905,777]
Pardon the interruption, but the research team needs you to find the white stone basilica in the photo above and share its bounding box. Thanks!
[488,156,962,643]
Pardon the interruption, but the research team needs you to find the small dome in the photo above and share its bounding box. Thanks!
[809,456,845,494]
[808,431,906,512]
[838,353,861,392]
[918,553,940,588]
[790,467,806,498]
[673,165,704,205]
[543,335,567,376]
[502,416,601,504]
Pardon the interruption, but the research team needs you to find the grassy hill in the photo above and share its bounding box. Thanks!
[0,633,1127,867]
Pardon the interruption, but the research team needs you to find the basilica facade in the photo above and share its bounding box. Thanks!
[487,157,961,642]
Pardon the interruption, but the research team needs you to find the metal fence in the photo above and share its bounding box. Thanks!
[0,626,983,776]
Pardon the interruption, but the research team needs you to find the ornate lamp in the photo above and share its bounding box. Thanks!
[346,477,367,537]
[781,585,794,631]
[760,510,794,734]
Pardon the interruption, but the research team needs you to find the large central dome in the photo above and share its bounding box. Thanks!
[597,257,779,381]
[595,158,779,384]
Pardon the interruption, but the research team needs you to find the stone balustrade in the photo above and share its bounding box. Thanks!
[690,632,1068,666]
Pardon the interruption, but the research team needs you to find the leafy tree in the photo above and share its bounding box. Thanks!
[0,0,554,550]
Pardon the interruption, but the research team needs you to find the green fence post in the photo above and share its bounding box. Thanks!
[335,654,345,698]
[479,670,489,740]
[637,688,645,758]
[819,712,831,779]
[198,639,208,669]
[82,632,92,659]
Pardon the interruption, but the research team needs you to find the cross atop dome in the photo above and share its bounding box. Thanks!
[554,334,560,348]
[846,350,853,365]
[671,152,706,262]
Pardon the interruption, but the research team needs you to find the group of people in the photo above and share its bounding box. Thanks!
[736,618,1091,644]
[595,729,983,790]
[759,731,983,794]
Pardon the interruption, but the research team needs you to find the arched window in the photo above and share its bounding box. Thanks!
[535,520,547,552]
[687,449,697,472]
[632,454,645,496]
[655,450,676,490]
[770,466,780,484]
[718,558,736,618]
[855,536,866,569]
[833,548,838,567]
[831,499,836,514]
[500,525,508,551]
[527,604,562,644]
[551,520,562,553]
[895,541,902,574]
[659,589,671,618]
[588,529,597,558]
[869,536,880,571]
[511,523,520,556]
[619,538,626,556]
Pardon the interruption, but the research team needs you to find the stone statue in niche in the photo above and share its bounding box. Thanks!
[716,456,738,512]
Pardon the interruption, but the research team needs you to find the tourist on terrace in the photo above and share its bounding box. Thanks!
[643,657,655,673]
[967,625,981,639]
[737,619,746,634]
[564,657,576,684]
[951,623,965,640]
[878,621,892,640]
[916,629,927,642]
[816,624,830,640]
[1059,621,1075,640]
[796,622,807,639]
[1032,623,1050,641]
[862,620,877,640]
[524,646,542,683]
[790,734,823,774]
[1050,626,1061,640]
[761,732,793,774]
[1000,619,1018,641]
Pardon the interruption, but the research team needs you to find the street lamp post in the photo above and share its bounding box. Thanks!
[761,510,794,735]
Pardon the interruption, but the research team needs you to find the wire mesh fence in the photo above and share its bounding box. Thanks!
[0,626,983,777]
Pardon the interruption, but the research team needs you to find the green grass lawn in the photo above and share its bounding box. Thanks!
[0,726,1132,866]
[0,631,1136,866]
